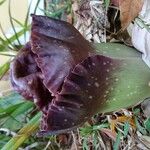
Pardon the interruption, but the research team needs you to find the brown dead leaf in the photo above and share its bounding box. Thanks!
[101,128,117,141]
[119,0,144,30]
[111,0,119,6]
[56,134,69,146]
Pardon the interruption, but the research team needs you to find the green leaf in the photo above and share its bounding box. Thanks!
[134,116,147,135]
[0,103,24,116]
[8,0,21,46]
[0,23,16,49]
[0,61,10,80]
[94,43,150,113]
[34,0,40,14]
[0,93,24,126]
[23,0,32,42]
[2,112,41,150]
[133,108,141,115]
[92,132,99,149]
[0,52,16,57]
[11,18,24,28]
[82,137,89,150]
[0,93,36,148]
[113,131,121,150]
[80,123,109,136]
[123,122,130,137]
[42,5,67,19]
[0,0,6,5]
[0,25,30,52]
[104,0,110,10]
[1,102,34,130]
[0,93,24,109]
[0,92,34,130]
[0,134,11,149]
[144,118,150,132]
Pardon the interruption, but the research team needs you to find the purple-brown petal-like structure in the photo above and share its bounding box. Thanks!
[10,43,52,108]
[10,15,122,136]
[39,55,121,135]
[30,14,94,95]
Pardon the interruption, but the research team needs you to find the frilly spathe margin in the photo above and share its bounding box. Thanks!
[10,15,134,136]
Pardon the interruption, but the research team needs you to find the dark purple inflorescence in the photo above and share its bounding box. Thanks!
[10,15,120,135]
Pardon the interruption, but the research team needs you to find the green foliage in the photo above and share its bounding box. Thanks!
[82,131,103,150]
[104,0,110,10]
[133,107,148,135]
[0,93,35,148]
[134,116,147,135]
[144,118,150,133]
[113,131,121,150]
[0,134,11,149]
[0,61,10,79]
[0,93,34,130]
[80,123,109,137]
[82,137,89,150]
[0,25,30,51]
[95,43,150,113]
[0,0,6,5]
[0,0,40,53]
[1,102,34,130]
[44,0,72,19]
[2,112,41,150]
[8,0,21,46]
[123,122,130,137]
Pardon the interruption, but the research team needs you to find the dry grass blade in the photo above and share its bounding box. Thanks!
[0,23,15,49]
[8,0,21,46]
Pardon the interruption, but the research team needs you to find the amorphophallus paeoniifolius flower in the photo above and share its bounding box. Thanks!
[10,15,150,136]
